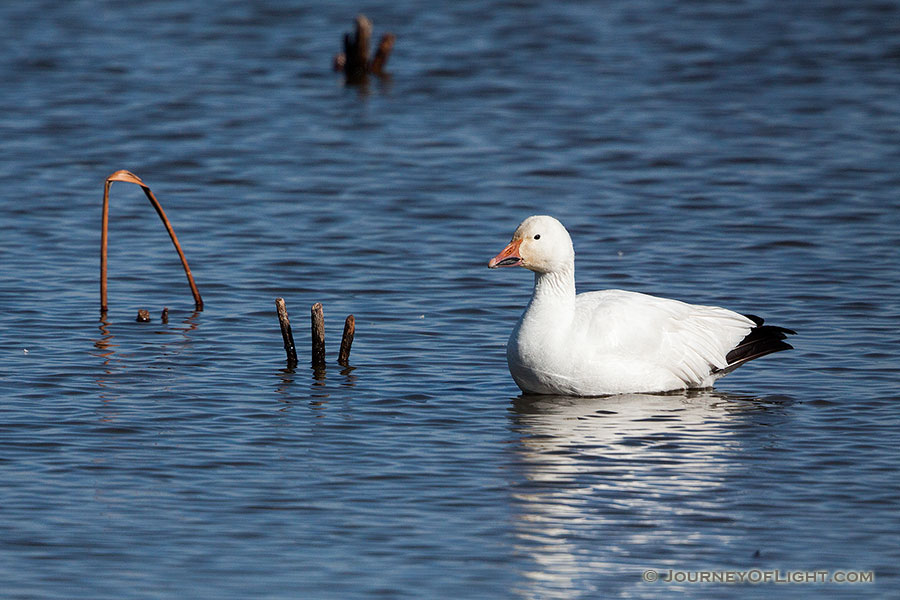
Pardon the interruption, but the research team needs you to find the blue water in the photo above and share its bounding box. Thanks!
[1,1,899,598]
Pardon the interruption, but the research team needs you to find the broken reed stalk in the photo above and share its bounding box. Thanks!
[100,170,203,314]
[311,302,326,369]
[276,298,298,368]
[338,315,355,366]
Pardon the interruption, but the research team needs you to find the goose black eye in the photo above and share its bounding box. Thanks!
[534,234,541,240]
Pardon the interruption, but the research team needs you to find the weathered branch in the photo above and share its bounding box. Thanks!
[343,15,372,84]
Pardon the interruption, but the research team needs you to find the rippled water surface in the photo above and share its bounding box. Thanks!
[2,1,899,598]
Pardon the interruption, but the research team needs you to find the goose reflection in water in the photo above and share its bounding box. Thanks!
[506,390,790,597]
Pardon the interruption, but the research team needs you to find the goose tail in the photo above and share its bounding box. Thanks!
[714,314,796,376]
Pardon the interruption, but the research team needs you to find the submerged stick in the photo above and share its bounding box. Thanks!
[100,170,203,314]
[311,302,326,369]
[335,15,395,83]
[276,298,298,368]
[338,315,355,366]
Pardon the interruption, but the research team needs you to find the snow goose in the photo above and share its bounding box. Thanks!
[488,215,795,396]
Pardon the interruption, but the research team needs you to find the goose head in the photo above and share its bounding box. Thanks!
[488,215,575,274]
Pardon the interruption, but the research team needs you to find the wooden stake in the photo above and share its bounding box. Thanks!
[275,298,298,368]
[338,314,355,366]
[100,170,203,314]
[338,315,356,367]
[311,302,326,369]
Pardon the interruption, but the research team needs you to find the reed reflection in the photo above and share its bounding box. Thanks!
[92,314,117,375]
[91,310,201,386]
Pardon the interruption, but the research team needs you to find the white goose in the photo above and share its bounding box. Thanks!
[489,215,794,396]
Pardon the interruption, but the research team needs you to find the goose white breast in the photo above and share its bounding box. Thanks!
[488,215,794,396]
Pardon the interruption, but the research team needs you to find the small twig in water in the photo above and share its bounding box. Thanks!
[369,34,395,76]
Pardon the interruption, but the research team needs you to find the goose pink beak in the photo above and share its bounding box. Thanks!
[489,239,523,268]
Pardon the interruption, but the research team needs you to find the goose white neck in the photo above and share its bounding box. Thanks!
[531,265,576,305]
